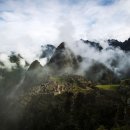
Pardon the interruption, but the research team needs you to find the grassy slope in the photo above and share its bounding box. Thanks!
[96,79,130,91]
[96,84,119,90]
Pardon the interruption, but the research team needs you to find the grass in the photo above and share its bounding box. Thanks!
[96,84,119,91]
[70,86,92,93]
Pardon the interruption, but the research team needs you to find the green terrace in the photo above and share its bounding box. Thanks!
[96,84,120,91]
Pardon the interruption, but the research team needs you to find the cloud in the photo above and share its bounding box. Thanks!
[67,40,130,78]
[98,0,116,6]
[0,0,130,62]
[0,53,16,70]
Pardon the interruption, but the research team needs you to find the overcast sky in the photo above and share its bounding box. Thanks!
[0,0,130,61]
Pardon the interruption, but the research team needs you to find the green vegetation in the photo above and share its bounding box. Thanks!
[96,84,119,90]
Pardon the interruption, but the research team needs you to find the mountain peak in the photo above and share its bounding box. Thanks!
[56,42,66,50]
[47,42,79,72]
[28,60,42,70]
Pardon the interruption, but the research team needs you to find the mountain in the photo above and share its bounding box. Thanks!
[85,61,119,84]
[18,42,85,91]
[21,42,83,89]
[21,41,120,86]
[47,42,81,74]
[20,60,46,91]
[108,38,130,51]
[28,60,43,71]
[81,39,103,51]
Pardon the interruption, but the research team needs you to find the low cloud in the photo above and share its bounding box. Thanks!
[67,39,130,78]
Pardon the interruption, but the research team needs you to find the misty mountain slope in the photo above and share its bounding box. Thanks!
[85,61,119,84]
[108,38,130,51]
[28,60,43,71]
[81,39,103,51]
[0,67,25,96]
[0,53,28,96]
[20,60,48,91]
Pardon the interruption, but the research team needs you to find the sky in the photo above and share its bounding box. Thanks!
[0,0,130,62]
